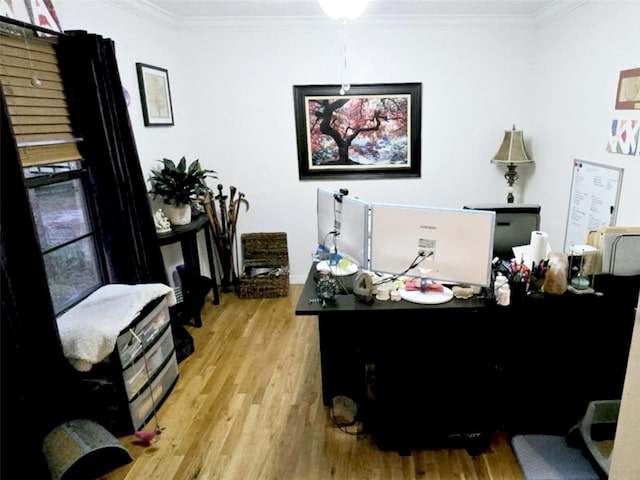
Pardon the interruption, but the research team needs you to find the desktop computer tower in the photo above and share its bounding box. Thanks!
[369,308,496,455]
[463,203,541,260]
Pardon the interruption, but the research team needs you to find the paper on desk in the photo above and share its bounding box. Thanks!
[511,242,552,265]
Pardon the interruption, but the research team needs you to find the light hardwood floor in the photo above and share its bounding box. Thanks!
[101,285,525,480]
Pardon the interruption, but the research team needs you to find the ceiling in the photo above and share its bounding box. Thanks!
[116,0,590,25]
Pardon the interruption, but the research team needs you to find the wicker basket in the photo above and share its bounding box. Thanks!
[238,232,289,298]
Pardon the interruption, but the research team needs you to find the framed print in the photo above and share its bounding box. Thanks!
[136,63,174,126]
[615,68,640,110]
[293,83,422,180]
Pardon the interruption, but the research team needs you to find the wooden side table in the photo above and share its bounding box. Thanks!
[157,213,219,327]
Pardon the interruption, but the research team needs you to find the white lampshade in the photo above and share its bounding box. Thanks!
[318,0,369,20]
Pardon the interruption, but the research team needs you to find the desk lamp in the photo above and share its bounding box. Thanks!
[491,125,533,203]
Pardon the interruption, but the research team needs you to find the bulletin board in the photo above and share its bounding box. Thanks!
[563,159,623,252]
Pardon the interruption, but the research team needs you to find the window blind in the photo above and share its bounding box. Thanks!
[0,26,82,167]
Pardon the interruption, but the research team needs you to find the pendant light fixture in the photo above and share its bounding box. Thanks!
[318,0,369,20]
[318,0,369,95]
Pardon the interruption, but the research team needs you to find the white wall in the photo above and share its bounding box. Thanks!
[55,0,639,284]
[532,1,640,251]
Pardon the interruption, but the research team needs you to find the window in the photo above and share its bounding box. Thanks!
[24,160,105,314]
[1,25,105,315]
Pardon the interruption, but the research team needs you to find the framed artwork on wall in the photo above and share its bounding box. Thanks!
[136,63,174,126]
[293,83,422,180]
[615,68,640,110]
[0,0,62,32]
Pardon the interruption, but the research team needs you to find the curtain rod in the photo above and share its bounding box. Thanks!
[0,15,66,37]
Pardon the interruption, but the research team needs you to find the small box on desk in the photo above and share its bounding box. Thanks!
[238,232,289,298]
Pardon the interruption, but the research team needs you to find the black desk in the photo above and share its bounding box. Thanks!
[495,275,639,437]
[295,267,639,454]
[295,266,494,454]
[157,213,219,327]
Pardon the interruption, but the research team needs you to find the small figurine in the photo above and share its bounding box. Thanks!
[154,208,171,233]
[316,275,340,304]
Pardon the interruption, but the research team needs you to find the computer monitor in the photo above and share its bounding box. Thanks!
[369,202,495,288]
[316,188,369,269]
[317,188,338,248]
[463,203,541,261]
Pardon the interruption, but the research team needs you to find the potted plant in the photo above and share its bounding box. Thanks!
[148,156,217,225]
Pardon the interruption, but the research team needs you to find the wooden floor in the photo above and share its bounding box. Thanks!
[101,285,525,480]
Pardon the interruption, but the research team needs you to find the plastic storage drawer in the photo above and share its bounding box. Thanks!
[122,326,174,400]
[128,351,178,432]
[116,297,170,367]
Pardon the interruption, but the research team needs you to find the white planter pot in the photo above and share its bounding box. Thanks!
[165,203,191,226]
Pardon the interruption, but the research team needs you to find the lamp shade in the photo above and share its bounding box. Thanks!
[491,125,533,164]
[318,0,369,20]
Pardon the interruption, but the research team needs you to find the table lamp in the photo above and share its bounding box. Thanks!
[491,125,533,203]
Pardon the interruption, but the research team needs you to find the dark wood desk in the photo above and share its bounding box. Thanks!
[494,275,639,437]
[296,267,639,454]
[157,213,219,327]
[295,266,494,454]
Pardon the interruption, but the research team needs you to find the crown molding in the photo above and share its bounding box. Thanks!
[103,0,591,30]
[533,0,592,27]
[103,0,180,28]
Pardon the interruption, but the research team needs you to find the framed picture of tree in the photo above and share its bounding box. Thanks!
[293,83,422,180]
[136,63,174,126]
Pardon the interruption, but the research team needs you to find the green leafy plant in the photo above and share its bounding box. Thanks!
[148,156,217,207]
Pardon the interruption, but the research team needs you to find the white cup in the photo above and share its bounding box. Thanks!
[376,285,390,301]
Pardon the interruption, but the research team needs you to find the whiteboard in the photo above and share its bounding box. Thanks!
[563,159,623,252]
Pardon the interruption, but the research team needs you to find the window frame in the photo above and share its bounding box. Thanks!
[24,161,107,315]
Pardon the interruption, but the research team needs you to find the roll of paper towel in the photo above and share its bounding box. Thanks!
[530,231,549,262]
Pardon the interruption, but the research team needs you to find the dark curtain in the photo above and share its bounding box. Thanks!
[57,30,167,285]
[1,93,77,478]
[1,29,170,478]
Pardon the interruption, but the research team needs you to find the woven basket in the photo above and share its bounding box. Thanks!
[238,232,289,299]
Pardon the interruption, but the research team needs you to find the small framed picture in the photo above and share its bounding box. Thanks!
[615,68,640,110]
[136,63,174,126]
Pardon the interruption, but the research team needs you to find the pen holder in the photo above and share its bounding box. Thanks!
[510,281,527,304]
[529,274,545,293]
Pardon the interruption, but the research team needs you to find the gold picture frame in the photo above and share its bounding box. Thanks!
[615,68,640,110]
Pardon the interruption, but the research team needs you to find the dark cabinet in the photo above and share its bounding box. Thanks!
[495,275,639,436]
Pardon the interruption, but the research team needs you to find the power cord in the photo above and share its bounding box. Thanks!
[329,405,367,436]
[372,251,434,286]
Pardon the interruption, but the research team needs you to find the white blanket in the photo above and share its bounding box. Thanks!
[57,283,177,372]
